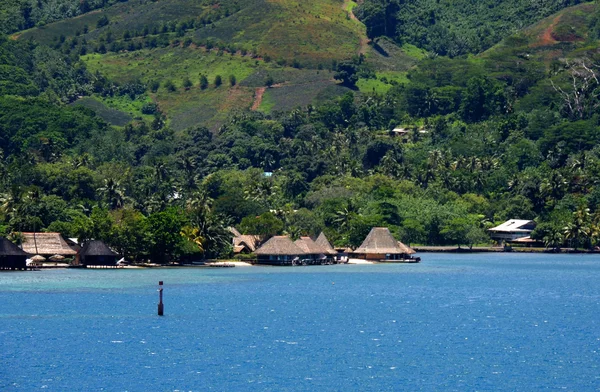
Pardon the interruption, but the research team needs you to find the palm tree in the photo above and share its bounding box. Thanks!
[563,207,591,250]
[543,229,564,251]
[180,226,205,253]
[97,178,126,210]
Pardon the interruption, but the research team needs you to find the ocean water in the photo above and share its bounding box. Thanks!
[1,253,600,391]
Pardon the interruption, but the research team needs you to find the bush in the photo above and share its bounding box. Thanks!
[199,75,208,90]
[164,80,176,92]
[214,75,222,87]
[148,80,160,93]
[97,15,109,28]
[229,75,236,86]
[141,102,159,115]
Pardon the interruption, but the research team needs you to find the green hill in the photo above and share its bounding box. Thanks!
[356,0,584,56]
[18,0,366,65]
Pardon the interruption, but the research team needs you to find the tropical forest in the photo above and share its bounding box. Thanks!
[2,0,600,262]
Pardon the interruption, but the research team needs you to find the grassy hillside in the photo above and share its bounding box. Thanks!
[357,0,584,56]
[18,0,366,65]
[483,2,599,64]
[82,47,351,129]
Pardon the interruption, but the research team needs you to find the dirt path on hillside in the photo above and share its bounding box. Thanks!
[251,87,267,111]
[342,0,370,55]
[535,15,561,47]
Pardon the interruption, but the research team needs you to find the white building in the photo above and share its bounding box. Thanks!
[488,220,536,242]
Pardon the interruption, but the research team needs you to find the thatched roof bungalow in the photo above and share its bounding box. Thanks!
[21,233,77,257]
[353,227,417,261]
[80,240,119,267]
[254,236,306,265]
[315,232,338,256]
[233,235,261,254]
[294,236,327,261]
[0,237,29,270]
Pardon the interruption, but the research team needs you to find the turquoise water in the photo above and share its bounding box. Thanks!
[1,253,600,391]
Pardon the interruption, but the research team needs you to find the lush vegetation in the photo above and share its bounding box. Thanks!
[357,0,583,56]
[3,2,600,264]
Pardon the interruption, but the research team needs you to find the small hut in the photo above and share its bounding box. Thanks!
[21,233,77,258]
[79,240,118,268]
[315,232,338,262]
[0,237,29,270]
[353,227,418,262]
[228,227,261,254]
[233,235,261,254]
[254,236,306,265]
[294,236,328,264]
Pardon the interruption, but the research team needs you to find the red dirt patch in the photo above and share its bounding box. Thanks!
[251,87,267,111]
[533,15,561,47]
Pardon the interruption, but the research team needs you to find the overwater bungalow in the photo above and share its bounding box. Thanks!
[315,232,339,262]
[353,227,419,262]
[254,236,306,266]
[20,232,77,259]
[0,237,30,270]
[79,240,119,268]
[294,236,330,265]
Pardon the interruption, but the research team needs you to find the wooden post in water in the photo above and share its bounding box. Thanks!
[158,281,164,316]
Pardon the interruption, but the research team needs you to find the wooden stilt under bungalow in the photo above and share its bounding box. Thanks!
[254,236,306,266]
[80,240,119,268]
[0,237,30,270]
[353,227,420,262]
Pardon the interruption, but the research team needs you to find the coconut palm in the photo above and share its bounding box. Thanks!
[180,226,205,253]
[563,207,591,250]
[97,178,127,210]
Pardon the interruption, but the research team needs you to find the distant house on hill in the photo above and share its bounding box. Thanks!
[21,233,77,257]
[79,240,119,267]
[0,237,29,270]
[488,220,536,242]
[353,227,417,262]
[254,236,306,265]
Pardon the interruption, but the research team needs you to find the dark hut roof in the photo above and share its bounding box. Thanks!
[21,233,77,256]
[80,240,118,257]
[294,237,326,255]
[315,232,337,255]
[255,236,306,256]
[0,237,29,256]
[354,227,407,255]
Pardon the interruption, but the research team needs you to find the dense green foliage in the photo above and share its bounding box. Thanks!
[357,0,582,55]
[4,2,600,263]
[0,0,128,34]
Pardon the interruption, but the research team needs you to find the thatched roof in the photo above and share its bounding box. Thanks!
[0,237,29,256]
[233,235,260,252]
[397,241,416,255]
[228,227,242,237]
[294,237,326,255]
[255,236,305,256]
[354,227,409,255]
[21,233,77,256]
[80,240,118,257]
[315,232,337,255]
